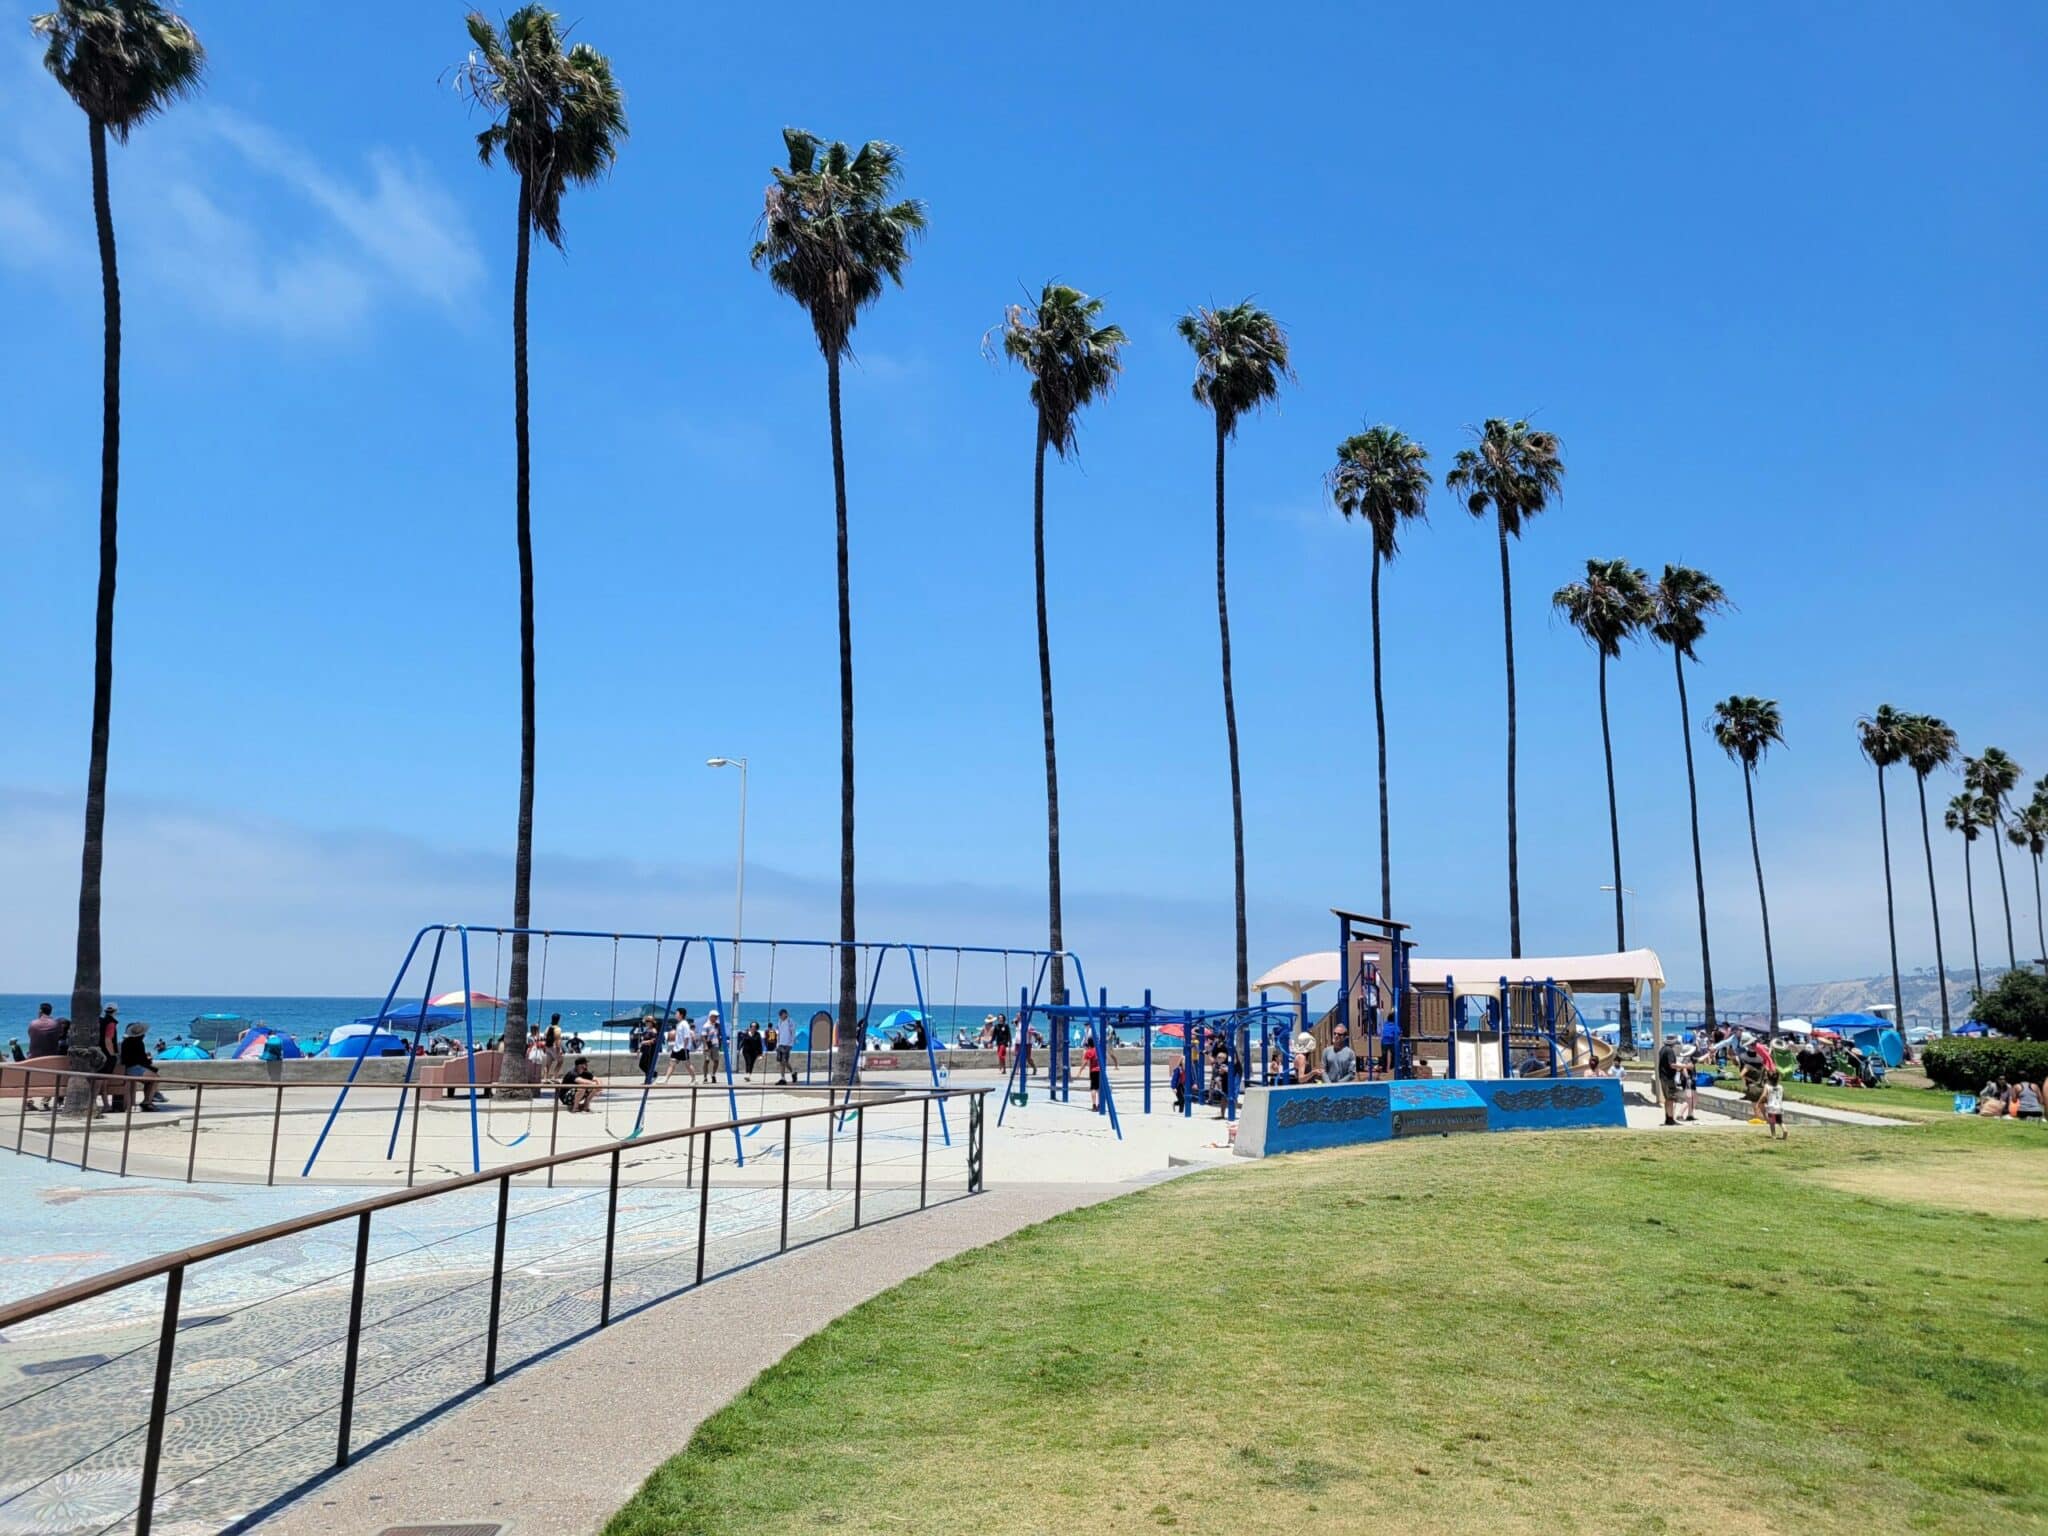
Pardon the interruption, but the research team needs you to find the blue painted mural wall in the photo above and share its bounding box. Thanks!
[1243,1077,1625,1156]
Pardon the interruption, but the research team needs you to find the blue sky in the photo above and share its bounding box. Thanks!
[2,1,2044,1003]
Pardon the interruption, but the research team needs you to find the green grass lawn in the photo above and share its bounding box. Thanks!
[1777,1079,1973,1122]
[609,1120,2047,1536]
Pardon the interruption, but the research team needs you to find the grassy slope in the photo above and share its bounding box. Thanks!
[1777,1080,1969,1121]
[609,1121,2047,1536]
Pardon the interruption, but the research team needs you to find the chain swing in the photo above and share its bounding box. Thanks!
[486,928,536,1149]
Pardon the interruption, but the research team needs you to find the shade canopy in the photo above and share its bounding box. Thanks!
[350,1006,466,1031]
[430,990,506,1009]
[1410,949,1666,995]
[1250,953,1344,994]
[1255,948,1666,996]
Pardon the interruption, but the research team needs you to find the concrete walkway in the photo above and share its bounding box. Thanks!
[253,1178,1147,1536]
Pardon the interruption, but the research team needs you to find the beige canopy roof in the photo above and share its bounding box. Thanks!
[1410,949,1666,995]
[1253,948,1665,997]
[1250,952,1344,994]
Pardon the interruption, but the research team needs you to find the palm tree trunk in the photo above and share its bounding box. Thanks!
[1215,418,1248,1008]
[1371,548,1390,921]
[1034,417,1064,1005]
[1989,817,2017,971]
[1875,765,1903,1039]
[1744,764,1778,1026]
[1673,647,1715,1029]
[2033,850,2044,969]
[829,349,859,1076]
[1496,516,1520,957]
[1597,650,1631,1040]
[1914,775,1951,1036]
[64,118,121,1116]
[1962,838,1982,996]
[501,180,535,1092]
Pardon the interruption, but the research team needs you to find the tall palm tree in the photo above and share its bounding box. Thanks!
[457,6,625,1089]
[996,283,1125,1005]
[1711,696,1786,1027]
[1856,705,1911,1044]
[32,0,204,1115]
[754,130,924,1059]
[1326,425,1431,921]
[1177,303,1292,1008]
[1965,748,2023,970]
[1552,559,1653,1039]
[1445,419,1565,957]
[1945,791,1989,996]
[1649,566,1730,1029]
[1901,714,1959,1034]
[2008,781,2048,967]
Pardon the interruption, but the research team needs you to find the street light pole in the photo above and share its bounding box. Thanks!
[708,757,748,1018]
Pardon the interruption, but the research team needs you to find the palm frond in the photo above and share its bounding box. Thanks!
[1551,557,1652,659]
[1443,418,1564,539]
[1325,424,1431,561]
[1178,302,1293,439]
[1711,695,1785,767]
[1649,564,1729,659]
[33,0,205,139]
[996,282,1126,457]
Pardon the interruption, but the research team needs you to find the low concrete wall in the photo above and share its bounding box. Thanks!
[1236,1077,1627,1156]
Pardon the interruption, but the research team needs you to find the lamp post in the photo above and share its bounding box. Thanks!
[708,757,748,1017]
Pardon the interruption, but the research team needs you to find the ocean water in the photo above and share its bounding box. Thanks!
[0,993,1112,1056]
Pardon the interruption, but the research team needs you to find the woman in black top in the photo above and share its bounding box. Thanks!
[740,1023,765,1080]
[119,1023,167,1109]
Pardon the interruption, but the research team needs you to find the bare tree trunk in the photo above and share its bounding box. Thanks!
[1215,418,1248,1008]
[1673,647,1715,1030]
[1034,418,1065,1005]
[65,117,121,1115]
[1598,650,1631,1040]
[1989,814,2017,971]
[1744,764,1778,1027]
[829,350,859,1076]
[1371,548,1391,922]
[1962,837,1982,996]
[1497,517,1520,957]
[502,180,536,1093]
[1915,775,1951,1035]
[1876,765,1903,1039]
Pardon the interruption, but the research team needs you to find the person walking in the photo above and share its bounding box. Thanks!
[740,1020,764,1081]
[633,1019,661,1087]
[992,1014,1011,1073]
[663,1010,697,1084]
[772,1016,795,1084]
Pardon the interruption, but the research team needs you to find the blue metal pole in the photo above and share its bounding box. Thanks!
[908,946,951,1146]
[703,940,744,1166]
[378,925,442,1163]
[380,929,444,1161]
[996,979,1030,1127]
[1142,987,1153,1115]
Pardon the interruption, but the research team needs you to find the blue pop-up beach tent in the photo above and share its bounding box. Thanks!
[229,1024,305,1061]
[1814,1013,1905,1066]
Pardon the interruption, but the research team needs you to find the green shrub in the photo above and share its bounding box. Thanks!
[1919,1036,2048,1091]
[1968,970,2048,1042]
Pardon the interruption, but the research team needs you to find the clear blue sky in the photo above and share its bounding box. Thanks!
[3,1,2043,1003]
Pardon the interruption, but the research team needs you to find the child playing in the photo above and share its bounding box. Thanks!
[1763,1069,1787,1140]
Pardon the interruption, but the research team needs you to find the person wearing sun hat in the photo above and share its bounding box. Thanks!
[118,1019,169,1109]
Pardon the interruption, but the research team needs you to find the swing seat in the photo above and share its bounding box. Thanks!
[1009,1089,1029,1107]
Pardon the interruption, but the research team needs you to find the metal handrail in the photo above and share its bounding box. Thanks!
[0,1085,986,1331]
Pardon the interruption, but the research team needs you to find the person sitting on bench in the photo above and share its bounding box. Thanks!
[119,1022,168,1110]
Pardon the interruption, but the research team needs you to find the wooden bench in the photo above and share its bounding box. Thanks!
[1,1063,149,1109]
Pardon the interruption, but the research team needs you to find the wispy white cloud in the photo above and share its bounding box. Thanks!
[0,44,481,339]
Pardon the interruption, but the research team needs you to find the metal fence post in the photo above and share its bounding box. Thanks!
[969,1093,984,1193]
[186,1086,203,1183]
[267,1082,284,1186]
[406,1077,424,1188]
[45,1091,58,1162]
[120,1089,136,1177]
[601,1147,620,1326]
[695,1130,712,1285]
[335,1210,371,1468]
[779,1115,792,1253]
[79,1093,95,1171]
[920,1098,930,1210]
[546,1092,561,1188]
[853,1106,864,1229]
[135,1263,184,1536]
[485,1175,509,1384]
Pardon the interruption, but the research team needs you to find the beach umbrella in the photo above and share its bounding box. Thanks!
[160,1042,211,1060]
[430,990,506,1009]
[1156,1023,1186,1039]
[876,1008,924,1031]
[1775,1018,1815,1036]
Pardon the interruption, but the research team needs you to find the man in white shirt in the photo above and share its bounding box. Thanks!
[663,1012,699,1083]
